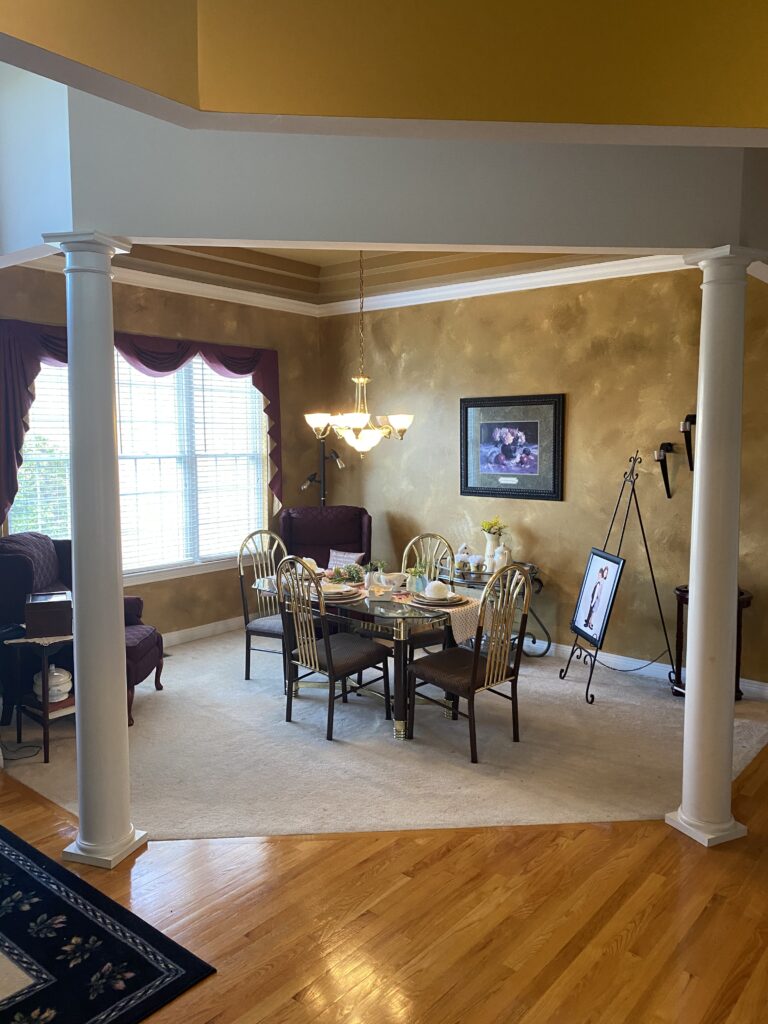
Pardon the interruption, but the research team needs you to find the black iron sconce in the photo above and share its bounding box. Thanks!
[680,413,696,471]
[654,442,675,498]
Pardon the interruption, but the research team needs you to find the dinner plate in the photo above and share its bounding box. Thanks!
[411,593,468,607]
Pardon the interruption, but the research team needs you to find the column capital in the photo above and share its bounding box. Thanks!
[684,243,768,269]
[43,231,131,256]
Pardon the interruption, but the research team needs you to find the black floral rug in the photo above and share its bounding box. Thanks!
[0,825,214,1024]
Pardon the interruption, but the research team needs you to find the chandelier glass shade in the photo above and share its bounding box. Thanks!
[304,252,414,455]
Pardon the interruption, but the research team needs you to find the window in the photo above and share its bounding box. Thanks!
[9,354,270,574]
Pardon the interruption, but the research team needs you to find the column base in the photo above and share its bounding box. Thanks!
[62,829,148,869]
[665,809,747,847]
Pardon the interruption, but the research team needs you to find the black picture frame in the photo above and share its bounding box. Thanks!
[570,547,625,649]
[460,393,565,500]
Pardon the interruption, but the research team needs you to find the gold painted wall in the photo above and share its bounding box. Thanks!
[0,0,199,106]
[5,1,768,129]
[197,0,768,127]
[322,272,768,682]
[0,266,325,635]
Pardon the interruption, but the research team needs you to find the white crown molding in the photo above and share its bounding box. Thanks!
[23,250,768,317]
[319,255,690,315]
[25,253,704,318]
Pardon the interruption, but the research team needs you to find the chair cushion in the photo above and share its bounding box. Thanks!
[295,632,388,678]
[0,532,60,592]
[410,647,489,696]
[247,614,284,638]
[409,627,447,650]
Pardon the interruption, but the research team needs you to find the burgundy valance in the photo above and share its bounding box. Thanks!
[0,318,282,524]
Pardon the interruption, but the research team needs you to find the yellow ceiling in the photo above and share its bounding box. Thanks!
[4,0,768,128]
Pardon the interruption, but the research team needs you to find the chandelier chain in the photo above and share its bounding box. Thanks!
[358,250,365,378]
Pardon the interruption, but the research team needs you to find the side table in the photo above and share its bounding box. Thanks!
[671,585,752,701]
[3,633,75,762]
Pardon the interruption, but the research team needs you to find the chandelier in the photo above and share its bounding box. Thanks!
[304,252,414,455]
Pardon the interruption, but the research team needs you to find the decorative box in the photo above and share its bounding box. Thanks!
[25,591,73,639]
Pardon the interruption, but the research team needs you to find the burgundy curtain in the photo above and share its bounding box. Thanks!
[0,319,282,524]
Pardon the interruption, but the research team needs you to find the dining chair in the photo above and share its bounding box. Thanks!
[406,563,532,763]
[277,556,391,740]
[238,529,288,680]
[401,533,456,653]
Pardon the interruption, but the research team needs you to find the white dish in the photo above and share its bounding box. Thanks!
[412,593,466,607]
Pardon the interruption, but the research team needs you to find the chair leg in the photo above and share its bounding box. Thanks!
[326,676,336,741]
[154,659,164,691]
[341,676,348,703]
[127,685,135,727]
[245,634,251,680]
[511,678,520,742]
[16,704,22,743]
[285,660,295,721]
[468,694,478,763]
[382,659,391,720]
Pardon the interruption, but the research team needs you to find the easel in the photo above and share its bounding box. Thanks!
[559,451,675,704]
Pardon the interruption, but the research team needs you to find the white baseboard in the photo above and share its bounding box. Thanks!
[163,616,241,649]
[546,641,767,696]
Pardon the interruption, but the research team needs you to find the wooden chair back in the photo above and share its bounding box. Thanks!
[238,530,287,625]
[474,562,532,690]
[401,533,455,582]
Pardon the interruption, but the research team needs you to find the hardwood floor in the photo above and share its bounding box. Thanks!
[2,750,768,1024]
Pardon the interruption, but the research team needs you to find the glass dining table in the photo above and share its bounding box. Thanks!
[318,593,451,740]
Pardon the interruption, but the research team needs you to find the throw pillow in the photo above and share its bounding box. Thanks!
[327,548,365,570]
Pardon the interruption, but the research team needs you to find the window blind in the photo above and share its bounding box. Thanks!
[9,353,270,574]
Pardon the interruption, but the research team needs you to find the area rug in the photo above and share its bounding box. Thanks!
[4,632,768,839]
[0,825,214,1023]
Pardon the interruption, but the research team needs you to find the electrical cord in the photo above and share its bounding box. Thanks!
[1,740,42,761]
[595,650,669,674]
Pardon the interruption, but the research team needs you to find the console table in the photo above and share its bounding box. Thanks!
[441,561,552,657]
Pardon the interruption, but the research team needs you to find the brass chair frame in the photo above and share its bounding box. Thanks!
[401,532,455,582]
[238,529,288,680]
[277,556,391,740]
[406,563,532,762]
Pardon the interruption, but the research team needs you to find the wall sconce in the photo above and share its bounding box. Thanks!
[680,413,696,471]
[654,442,675,498]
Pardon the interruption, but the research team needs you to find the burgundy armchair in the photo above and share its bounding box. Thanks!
[278,505,372,568]
[0,532,163,726]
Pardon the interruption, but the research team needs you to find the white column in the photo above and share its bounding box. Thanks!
[666,245,756,847]
[43,231,147,868]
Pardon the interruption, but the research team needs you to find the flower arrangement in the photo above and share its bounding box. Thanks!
[363,559,387,573]
[405,561,427,577]
[480,515,506,537]
[327,563,365,584]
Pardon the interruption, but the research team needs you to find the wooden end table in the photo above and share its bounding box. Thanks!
[3,634,75,762]
[672,586,752,700]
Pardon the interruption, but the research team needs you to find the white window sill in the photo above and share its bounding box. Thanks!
[123,557,237,586]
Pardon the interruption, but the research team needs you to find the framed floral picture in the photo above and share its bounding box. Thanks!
[460,394,565,500]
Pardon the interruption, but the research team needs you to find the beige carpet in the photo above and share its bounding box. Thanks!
[3,631,768,839]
